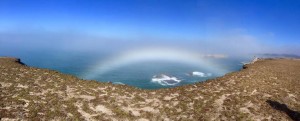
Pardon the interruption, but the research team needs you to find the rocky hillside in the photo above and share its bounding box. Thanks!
[0,57,299,120]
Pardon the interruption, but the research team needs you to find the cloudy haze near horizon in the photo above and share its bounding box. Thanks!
[1,0,300,57]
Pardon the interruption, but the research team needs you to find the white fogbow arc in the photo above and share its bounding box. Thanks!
[83,47,228,79]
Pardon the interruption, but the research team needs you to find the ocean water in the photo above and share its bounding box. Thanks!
[14,51,248,89]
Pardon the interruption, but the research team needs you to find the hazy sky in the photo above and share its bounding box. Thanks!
[1,0,300,56]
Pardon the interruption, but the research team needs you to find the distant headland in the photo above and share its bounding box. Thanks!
[1,57,299,120]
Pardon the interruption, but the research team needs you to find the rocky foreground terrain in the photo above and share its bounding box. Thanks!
[0,57,299,121]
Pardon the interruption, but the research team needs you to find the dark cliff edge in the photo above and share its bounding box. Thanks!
[0,57,25,66]
[15,58,26,66]
[1,57,299,120]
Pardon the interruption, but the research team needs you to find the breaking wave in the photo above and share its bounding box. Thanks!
[190,71,212,77]
[112,82,125,85]
[151,74,181,86]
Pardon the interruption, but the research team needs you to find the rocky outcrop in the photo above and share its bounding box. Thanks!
[0,57,299,120]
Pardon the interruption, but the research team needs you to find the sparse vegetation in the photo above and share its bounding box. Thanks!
[1,57,300,120]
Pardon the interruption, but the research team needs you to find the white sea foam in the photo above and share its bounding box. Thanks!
[151,74,181,86]
[113,82,125,85]
[191,71,212,77]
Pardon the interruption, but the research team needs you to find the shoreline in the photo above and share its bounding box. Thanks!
[1,57,299,120]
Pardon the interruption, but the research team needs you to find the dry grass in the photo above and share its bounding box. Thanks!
[0,57,299,120]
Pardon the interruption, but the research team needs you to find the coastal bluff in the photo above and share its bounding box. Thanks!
[1,57,299,120]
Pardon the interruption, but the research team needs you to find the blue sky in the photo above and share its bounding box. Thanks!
[1,0,300,55]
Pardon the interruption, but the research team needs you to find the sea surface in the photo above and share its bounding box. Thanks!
[11,51,250,89]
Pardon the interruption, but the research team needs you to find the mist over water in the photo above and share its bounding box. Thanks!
[0,30,265,89]
[0,31,256,89]
[14,51,248,89]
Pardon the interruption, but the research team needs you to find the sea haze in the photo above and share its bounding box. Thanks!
[16,51,247,89]
[1,0,300,89]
